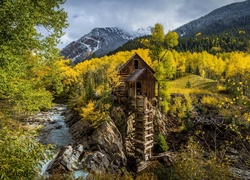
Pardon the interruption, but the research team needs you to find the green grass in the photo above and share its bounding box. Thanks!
[167,74,218,95]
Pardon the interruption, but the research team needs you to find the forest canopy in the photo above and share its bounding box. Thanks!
[62,47,250,123]
[0,0,68,114]
[0,0,68,179]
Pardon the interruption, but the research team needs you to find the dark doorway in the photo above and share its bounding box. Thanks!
[136,82,141,95]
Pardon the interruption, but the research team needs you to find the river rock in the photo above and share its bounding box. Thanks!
[231,167,250,180]
[47,144,84,174]
[82,151,110,173]
[55,125,63,129]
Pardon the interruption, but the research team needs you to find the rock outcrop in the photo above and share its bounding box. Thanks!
[153,108,167,136]
[48,113,127,175]
[83,119,127,174]
[46,104,169,175]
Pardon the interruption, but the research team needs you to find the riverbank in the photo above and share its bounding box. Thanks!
[23,104,88,179]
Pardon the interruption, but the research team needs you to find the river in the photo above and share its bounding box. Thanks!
[37,104,72,149]
[29,104,87,179]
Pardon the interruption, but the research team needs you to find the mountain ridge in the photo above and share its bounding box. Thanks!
[175,0,250,37]
[60,27,150,64]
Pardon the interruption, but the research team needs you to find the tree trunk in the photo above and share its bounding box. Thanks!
[157,81,161,110]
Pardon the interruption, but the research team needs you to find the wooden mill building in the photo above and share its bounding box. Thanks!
[117,53,156,103]
[115,53,156,161]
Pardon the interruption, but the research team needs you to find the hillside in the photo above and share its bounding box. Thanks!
[175,0,250,37]
[167,74,218,93]
[107,35,149,56]
[61,1,250,62]
[110,29,250,54]
[164,74,250,179]
[174,0,250,52]
[109,1,250,54]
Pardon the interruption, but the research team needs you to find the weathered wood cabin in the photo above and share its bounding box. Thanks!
[117,53,156,103]
[115,53,156,163]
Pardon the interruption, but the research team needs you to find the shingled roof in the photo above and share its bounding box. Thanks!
[126,68,146,82]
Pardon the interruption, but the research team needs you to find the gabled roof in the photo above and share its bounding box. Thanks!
[119,52,155,74]
[126,68,146,82]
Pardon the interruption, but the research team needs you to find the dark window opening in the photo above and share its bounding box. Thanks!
[134,60,139,69]
[136,82,141,95]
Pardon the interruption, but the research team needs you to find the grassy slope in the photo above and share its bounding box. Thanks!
[167,73,249,119]
[167,73,218,94]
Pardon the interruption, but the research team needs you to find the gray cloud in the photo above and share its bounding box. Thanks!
[58,0,244,49]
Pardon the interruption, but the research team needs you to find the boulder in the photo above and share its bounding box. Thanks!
[47,144,84,174]
[231,167,250,180]
[55,125,63,129]
[82,151,110,174]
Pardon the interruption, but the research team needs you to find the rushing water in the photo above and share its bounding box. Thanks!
[37,104,72,149]
[34,104,88,179]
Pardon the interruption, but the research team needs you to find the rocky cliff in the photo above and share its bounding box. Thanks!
[47,114,127,175]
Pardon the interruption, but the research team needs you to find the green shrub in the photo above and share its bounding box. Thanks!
[0,119,53,180]
[186,80,191,88]
[156,134,169,153]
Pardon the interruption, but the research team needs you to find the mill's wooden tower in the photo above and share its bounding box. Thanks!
[132,96,154,161]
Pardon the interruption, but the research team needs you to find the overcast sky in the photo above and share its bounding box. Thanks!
[58,0,245,49]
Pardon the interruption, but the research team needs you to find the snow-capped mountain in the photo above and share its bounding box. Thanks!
[133,26,152,37]
[60,27,133,64]
[60,27,153,64]
[175,0,250,37]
